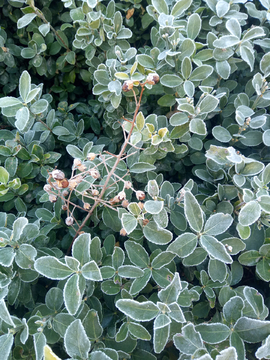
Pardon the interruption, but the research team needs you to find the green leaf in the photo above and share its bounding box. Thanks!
[112,247,125,269]
[187,13,201,40]
[216,60,231,79]
[167,232,197,258]
[0,167,9,184]
[189,118,207,135]
[136,54,155,68]
[223,296,244,324]
[144,200,163,214]
[0,299,15,326]
[208,259,227,282]
[234,317,270,343]
[143,221,173,244]
[184,191,204,233]
[102,207,121,232]
[0,333,13,360]
[30,99,48,114]
[45,287,63,312]
[116,299,159,321]
[63,274,81,315]
[238,201,261,226]
[196,323,230,344]
[125,240,149,268]
[242,26,265,41]
[19,70,31,102]
[81,260,102,281]
[129,268,152,295]
[152,0,168,14]
[151,251,175,269]
[33,332,46,360]
[216,347,238,360]
[198,94,219,114]
[158,272,181,303]
[213,35,240,48]
[82,310,103,340]
[255,334,270,359]
[118,265,144,278]
[148,179,159,198]
[122,213,137,234]
[171,0,192,17]
[72,233,91,266]
[256,258,270,282]
[204,213,233,236]
[16,244,37,269]
[200,235,233,263]
[128,322,151,340]
[238,250,261,266]
[153,320,170,354]
[130,162,156,173]
[34,256,74,280]
[160,74,183,88]
[64,319,91,359]
[181,57,192,80]
[189,65,213,81]
[17,13,37,29]
[173,323,203,355]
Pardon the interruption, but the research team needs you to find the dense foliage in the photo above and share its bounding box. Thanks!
[2,0,270,359]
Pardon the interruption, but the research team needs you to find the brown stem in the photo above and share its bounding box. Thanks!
[67,85,146,254]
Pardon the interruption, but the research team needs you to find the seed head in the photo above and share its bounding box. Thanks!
[117,191,126,201]
[73,158,82,167]
[89,169,100,179]
[146,73,159,85]
[136,190,145,201]
[124,181,132,189]
[43,184,51,193]
[87,153,96,161]
[120,228,127,236]
[65,216,74,226]
[122,80,134,92]
[84,203,91,210]
[92,189,99,196]
[122,199,129,208]
[62,190,69,197]
[49,194,57,203]
[137,201,144,210]
[51,169,65,180]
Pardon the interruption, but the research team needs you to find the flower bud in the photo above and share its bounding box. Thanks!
[136,190,145,201]
[59,179,69,188]
[62,205,68,211]
[120,228,127,236]
[122,199,129,208]
[73,158,82,167]
[43,184,51,193]
[87,152,96,161]
[77,164,87,172]
[124,181,132,189]
[49,194,57,203]
[122,80,134,92]
[51,169,65,180]
[62,190,69,197]
[65,216,74,226]
[143,219,149,226]
[89,169,100,179]
[146,73,159,85]
[117,191,126,201]
[110,196,120,205]
[84,203,91,210]
[92,189,99,196]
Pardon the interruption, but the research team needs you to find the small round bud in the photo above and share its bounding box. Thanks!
[136,190,145,201]
[137,201,144,210]
[122,80,134,92]
[143,219,149,226]
[51,169,65,180]
[92,189,99,196]
[89,169,100,179]
[124,181,132,189]
[43,184,51,193]
[87,153,96,161]
[120,228,127,236]
[60,179,69,188]
[110,196,120,205]
[227,245,233,252]
[62,205,68,211]
[73,158,82,167]
[122,199,129,208]
[77,164,87,172]
[65,216,74,226]
[62,190,69,197]
[146,73,159,85]
[49,194,57,203]
[117,191,126,201]
[84,203,91,210]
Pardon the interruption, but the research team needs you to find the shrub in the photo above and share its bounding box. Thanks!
[1,0,270,359]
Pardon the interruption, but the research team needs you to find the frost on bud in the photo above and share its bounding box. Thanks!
[62,205,68,211]
[117,191,126,201]
[52,169,65,180]
[146,73,159,85]
[87,152,96,161]
[43,184,51,193]
[49,194,57,203]
[73,158,82,167]
[77,164,87,172]
[124,181,132,189]
[84,203,91,210]
[136,190,145,200]
[89,169,100,179]
[122,80,133,92]
[92,189,99,196]
[122,199,129,208]
[120,228,127,236]
[65,216,74,226]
